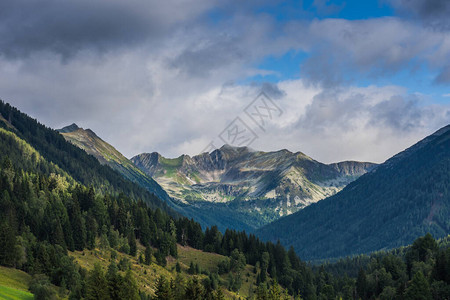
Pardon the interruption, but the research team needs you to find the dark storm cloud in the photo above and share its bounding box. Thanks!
[1,0,448,162]
[294,17,450,87]
[299,87,445,134]
[169,36,245,77]
[299,89,366,130]
[259,82,286,99]
[390,0,450,30]
[368,95,432,132]
[301,51,348,88]
[0,0,211,59]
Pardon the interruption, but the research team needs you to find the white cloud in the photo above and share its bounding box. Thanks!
[296,17,450,85]
[248,83,449,163]
[1,2,450,164]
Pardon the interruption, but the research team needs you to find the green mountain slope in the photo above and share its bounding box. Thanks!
[0,266,33,300]
[0,100,172,213]
[256,124,450,261]
[57,124,171,203]
[132,145,376,230]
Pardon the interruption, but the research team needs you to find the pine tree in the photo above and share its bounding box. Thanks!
[86,263,109,300]
[155,276,171,300]
[215,287,226,300]
[189,261,196,274]
[106,261,122,299]
[185,277,204,300]
[138,208,151,246]
[195,263,200,274]
[256,284,269,299]
[155,250,166,267]
[404,271,432,300]
[99,233,110,250]
[29,274,58,300]
[119,270,140,300]
[269,280,281,300]
[128,231,137,257]
[70,198,86,250]
[356,268,368,300]
[171,274,186,300]
[144,246,152,265]
[85,213,98,250]
[0,222,16,266]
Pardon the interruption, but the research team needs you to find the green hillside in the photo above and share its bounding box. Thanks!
[257,125,450,261]
[0,101,172,214]
[69,243,259,299]
[0,266,32,292]
[0,286,33,300]
[0,266,33,300]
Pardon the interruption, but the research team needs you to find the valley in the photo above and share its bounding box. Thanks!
[57,123,376,231]
[1,100,450,300]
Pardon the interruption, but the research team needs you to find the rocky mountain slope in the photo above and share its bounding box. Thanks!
[58,124,172,203]
[256,124,450,261]
[132,145,376,228]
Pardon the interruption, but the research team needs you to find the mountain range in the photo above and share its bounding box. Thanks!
[56,124,375,231]
[132,146,376,228]
[257,124,450,261]
[48,114,450,262]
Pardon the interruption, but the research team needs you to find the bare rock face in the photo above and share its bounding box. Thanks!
[132,144,377,226]
[329,161,377,176]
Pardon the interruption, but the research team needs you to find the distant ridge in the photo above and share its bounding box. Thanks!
[132,144,376,231]
[256,124,450,261]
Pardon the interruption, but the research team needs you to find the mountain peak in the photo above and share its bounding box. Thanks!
[57,123,80,133]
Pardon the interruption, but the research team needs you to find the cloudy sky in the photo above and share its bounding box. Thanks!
[1,0,449,163]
